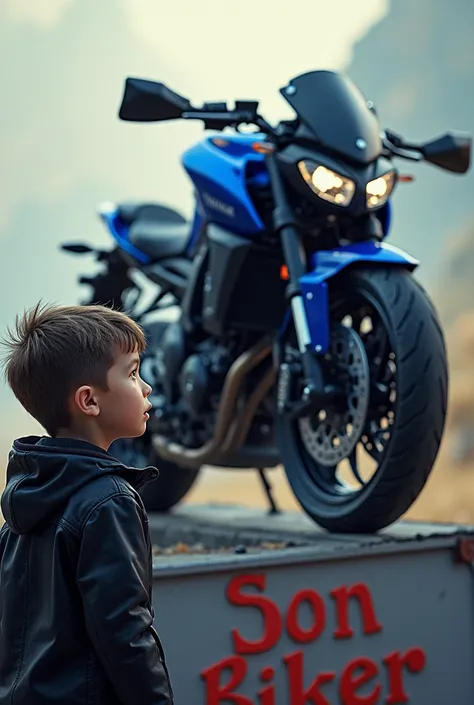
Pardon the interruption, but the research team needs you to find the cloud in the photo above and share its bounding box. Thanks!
[121,0,389,121]
[383,81,418,123]
[0,0,388,237]
[1,0,74,28]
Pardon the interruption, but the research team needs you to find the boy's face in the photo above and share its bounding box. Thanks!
[97,349,152,444]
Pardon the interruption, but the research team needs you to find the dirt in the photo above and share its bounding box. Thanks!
[152,540,293,557]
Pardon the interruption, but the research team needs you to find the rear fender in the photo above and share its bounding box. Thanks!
[298,241,419,354]
[98,202,150,264]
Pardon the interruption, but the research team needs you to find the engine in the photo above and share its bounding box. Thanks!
[150,321,233,446]
[179,354,210,419]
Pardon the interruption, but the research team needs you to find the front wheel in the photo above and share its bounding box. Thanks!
[276,267,448,534]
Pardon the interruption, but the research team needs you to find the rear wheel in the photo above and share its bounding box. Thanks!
[109,436,200,512]
[276,267,448,534]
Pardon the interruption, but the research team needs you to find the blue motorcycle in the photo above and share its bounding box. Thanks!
[62,70,471,533]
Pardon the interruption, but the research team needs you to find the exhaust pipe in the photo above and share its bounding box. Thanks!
[151,337,272,467]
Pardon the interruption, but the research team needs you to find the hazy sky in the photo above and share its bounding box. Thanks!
[0,0,388,231]
[0,0,387,445]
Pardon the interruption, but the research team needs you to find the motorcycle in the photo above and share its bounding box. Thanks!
[61,69,471,533]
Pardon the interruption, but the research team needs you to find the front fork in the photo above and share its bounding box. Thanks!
[265,152,335,417]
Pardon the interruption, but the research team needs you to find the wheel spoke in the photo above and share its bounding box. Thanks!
[362,434,384,463]
[348,446,366,486]
[367,324,391,381]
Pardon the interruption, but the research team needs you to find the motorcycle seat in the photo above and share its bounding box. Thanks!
[118,202,189,260]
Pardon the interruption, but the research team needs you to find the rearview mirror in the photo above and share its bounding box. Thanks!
[118,78,192,122]
[423,131,471,173]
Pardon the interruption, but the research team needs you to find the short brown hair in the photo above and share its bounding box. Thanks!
[2,302,146,436]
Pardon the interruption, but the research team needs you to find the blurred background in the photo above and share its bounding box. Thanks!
[1,0,474,523]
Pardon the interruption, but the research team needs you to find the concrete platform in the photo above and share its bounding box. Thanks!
[150,503,474,576]
[149,505,474,703]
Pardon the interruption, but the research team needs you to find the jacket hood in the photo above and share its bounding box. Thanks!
[1,436,158,535]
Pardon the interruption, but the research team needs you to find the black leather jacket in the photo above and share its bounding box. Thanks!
[0,436,173,705]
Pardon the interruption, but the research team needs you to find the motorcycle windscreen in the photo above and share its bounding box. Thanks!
[280,70,382,164]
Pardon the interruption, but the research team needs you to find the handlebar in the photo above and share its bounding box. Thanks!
[182,104,276,135]
[181,101,424,162]
[381,130,424,162]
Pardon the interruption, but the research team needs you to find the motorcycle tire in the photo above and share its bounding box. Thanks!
[276,266,448,534]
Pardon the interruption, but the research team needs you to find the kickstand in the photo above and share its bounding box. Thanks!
[257,468,280,515]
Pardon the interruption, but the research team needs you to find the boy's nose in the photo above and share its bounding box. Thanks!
[143,381,152,397]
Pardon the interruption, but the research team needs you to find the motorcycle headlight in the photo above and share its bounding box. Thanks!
[366,171,396,209]
[297,160,356,207]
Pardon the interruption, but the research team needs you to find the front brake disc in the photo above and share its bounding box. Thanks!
[298,324,370,466]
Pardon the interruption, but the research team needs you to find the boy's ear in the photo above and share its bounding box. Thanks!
[73,386,100,417]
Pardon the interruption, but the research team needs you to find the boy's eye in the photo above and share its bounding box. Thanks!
[131,368,138,379]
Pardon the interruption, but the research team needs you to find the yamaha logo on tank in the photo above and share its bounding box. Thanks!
[202,193,236,218]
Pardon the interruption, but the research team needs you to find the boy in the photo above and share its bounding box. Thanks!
[0,303,174,705]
